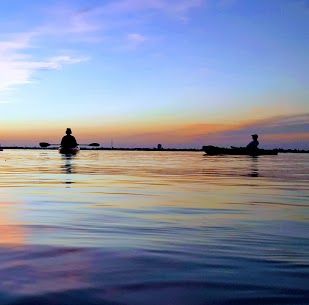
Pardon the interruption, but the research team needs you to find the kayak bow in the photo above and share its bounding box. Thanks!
[58,146,80,155]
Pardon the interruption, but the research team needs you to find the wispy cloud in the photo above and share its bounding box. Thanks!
[0,33,88,92]
[101,0,204,17]
[120,113,309,148]
[0,33,34,53]
[35,0,204,40]
[199,113,309,148]
[0,0,203,94]
[127,33,147,43]
[37,4,103,37]
[230,113,309,135]
[125,33,148,49]
[2,0,204,48]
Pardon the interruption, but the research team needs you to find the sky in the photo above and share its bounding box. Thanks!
[0,0,308,149]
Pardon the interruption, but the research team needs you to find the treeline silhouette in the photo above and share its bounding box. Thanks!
[277,148,309,153]
[1,146,309,153]
[1,146,201,151]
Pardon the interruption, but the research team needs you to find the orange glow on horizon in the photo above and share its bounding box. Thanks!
[0,113,308,148]
[0,120,231,145]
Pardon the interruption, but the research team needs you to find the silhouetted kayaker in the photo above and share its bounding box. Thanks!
[61,128,78,148]
[246,134,259,149]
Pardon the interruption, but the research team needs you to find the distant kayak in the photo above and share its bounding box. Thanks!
[203,145,278,156]
[58,146,80,155]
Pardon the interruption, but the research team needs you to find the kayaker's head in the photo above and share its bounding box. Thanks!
[66,128,72,135]
[251,134,258,140]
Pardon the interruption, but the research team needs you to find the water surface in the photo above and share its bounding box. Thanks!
[0,150,308,304]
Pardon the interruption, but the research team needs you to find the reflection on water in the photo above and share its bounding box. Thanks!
[249,156,259,177]
[0,150,308,305]
[61,155,74,174]
[0,205,25,246]
[60,155,75,186]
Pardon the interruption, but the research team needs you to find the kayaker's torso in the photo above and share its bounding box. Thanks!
[246,140,259,149]
[61,135,77,148]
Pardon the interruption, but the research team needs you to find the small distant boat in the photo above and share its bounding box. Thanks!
[58,146,80,155]
[202,145,278,156]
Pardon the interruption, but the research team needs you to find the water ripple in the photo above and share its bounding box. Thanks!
[0,150,308,304]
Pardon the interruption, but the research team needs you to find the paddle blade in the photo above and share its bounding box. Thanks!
[89,143,100,147]
[39,142,50,148]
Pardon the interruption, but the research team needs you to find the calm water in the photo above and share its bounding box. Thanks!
[0,150,308,305]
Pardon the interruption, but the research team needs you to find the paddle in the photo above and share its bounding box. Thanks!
[39,142,100,148]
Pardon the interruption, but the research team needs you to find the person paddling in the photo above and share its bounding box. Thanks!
[246,134,259,150]
[61,128,78,148]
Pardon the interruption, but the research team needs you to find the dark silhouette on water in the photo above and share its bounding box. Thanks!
[61,128,78,149]
[203,134,278,155]
[246,134,259,150]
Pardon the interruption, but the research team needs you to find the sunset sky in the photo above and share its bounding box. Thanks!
[0,0,308,148]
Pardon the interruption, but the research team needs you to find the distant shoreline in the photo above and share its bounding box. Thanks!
[1,147,201,152]
[1,147,309,153]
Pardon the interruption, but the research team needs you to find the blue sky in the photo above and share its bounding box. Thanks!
[0,0,308,148]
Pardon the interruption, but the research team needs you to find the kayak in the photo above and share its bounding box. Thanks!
[202,145,278,156]
[58,146,80,155]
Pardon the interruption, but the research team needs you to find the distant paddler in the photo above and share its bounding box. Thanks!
[59,128,79,154]
[61,128,78,148]
[246,134,259,150]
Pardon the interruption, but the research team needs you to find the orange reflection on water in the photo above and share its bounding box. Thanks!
[0,201,25,247]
